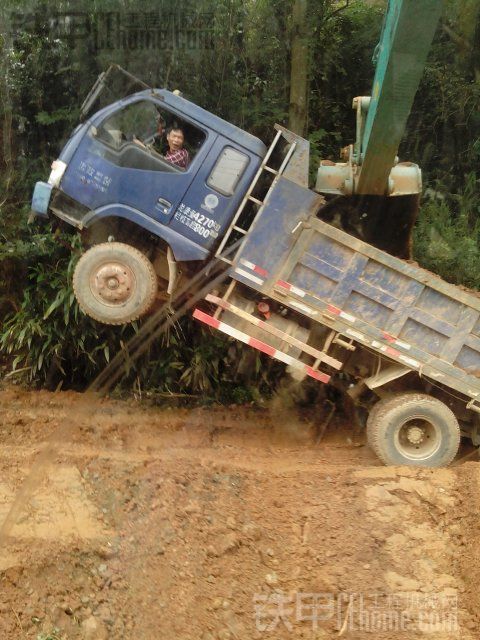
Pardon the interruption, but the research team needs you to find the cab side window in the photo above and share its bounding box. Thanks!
[207,147,249,196]
[95,100,205,173]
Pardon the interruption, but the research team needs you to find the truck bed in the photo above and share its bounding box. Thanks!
[231,177,480,406]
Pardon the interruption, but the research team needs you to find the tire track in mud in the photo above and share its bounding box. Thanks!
[0,441,378,473]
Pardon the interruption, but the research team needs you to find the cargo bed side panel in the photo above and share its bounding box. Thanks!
[233,179,480,400]
[276,219,480,391]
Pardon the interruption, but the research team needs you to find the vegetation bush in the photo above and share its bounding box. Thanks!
[414,172,480,289]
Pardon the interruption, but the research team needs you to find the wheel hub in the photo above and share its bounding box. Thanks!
[90,262,135,305]
[406,425,424,444]
[396,416,441,460]
[107,277,119,290]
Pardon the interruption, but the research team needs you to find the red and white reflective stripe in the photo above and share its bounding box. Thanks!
[239,259,269,277]
[372,340,401,358]
[398,355,420,369]
[373,340,418,368]
[345,328,368,342]
[276,280,306,298]
[326,305,356,323]
[193,309,330,384]
[234,268,264,286]
[305,367,331,383]
[381,332,411,351]
[205,294,342,370]
[289,301,318,316]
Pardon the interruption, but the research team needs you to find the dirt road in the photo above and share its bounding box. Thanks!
[0,386,478,639]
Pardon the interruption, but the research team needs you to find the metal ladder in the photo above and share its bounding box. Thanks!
[216,128,297,264]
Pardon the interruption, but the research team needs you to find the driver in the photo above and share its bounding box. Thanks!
[133,119,190,170]
[164,125,190,169]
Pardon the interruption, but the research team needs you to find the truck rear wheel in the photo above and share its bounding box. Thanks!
[73,242,158,325]
[366,393,460,467]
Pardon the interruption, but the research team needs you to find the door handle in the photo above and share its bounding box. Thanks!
[156,197,172,215]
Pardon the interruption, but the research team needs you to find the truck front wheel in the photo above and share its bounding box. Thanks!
[73,242,158,325]
[366,393,460,467]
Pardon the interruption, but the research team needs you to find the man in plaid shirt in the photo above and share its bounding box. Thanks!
[165,126,190,169]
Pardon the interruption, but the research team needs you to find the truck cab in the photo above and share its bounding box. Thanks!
[31,89,266,324]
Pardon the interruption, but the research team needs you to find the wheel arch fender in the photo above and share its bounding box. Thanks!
[82,204,210,262]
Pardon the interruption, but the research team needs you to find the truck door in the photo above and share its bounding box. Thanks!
[169,137,260,251]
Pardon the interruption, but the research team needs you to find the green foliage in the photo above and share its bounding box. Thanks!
[123,302,283,402]
[402,1,480,189]
[35,107,77,126]
[1,28,78,234]
[414,173,480,288]
[308,2,384,160]
[0,232,134,385]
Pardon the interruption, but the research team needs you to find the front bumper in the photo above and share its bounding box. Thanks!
[31,181,53,219]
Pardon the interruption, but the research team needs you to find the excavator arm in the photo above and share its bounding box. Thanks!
[315,0,444,258]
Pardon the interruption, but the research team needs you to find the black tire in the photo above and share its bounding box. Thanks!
[365,395,391,429]
[73,242,158,325]
[366,393,460,467]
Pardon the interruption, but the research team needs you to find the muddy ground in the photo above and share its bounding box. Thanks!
[0,385,479,639]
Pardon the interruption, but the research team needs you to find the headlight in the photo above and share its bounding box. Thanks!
[48,160,67,187]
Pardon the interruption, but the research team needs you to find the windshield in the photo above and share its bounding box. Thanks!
[80,64,150,121]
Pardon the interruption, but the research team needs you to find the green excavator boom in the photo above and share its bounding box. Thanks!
[315,0,444,258]
[356,0,444,195]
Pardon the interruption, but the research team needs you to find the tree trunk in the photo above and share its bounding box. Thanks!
[0,40,14,203]
[288,0,309,136]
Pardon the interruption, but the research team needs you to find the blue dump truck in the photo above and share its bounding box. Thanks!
[32,1,480,467]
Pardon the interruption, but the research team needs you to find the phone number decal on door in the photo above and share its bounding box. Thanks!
[174,203,220,239]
